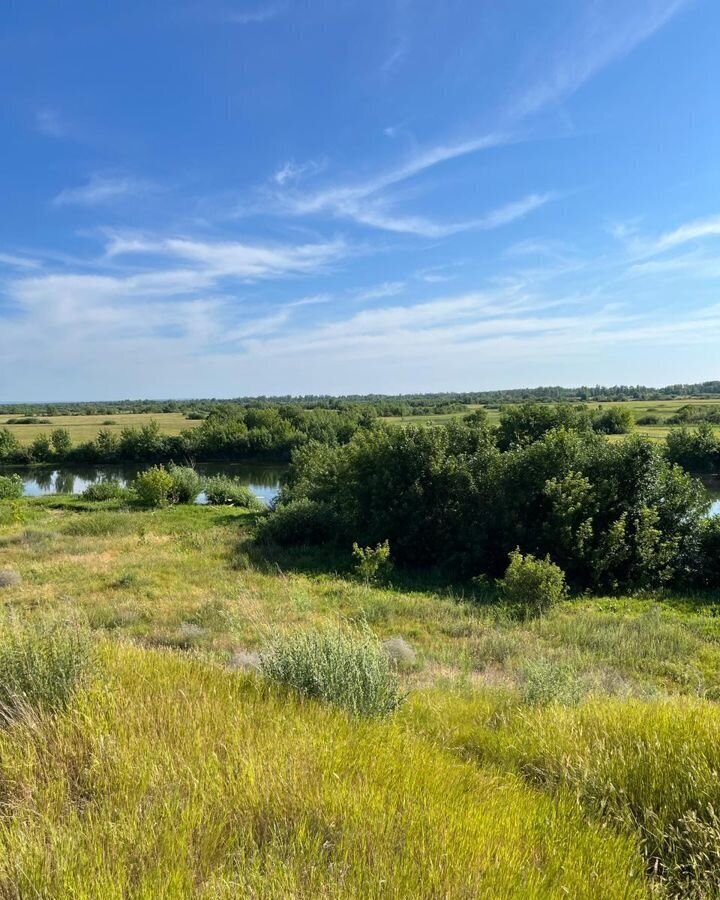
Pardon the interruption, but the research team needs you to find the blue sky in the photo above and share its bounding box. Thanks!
[1,0,719,400]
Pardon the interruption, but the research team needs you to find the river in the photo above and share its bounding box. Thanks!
[6,462,285,505]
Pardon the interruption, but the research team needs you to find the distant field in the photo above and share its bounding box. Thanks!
[1,412,201,446]
[382,398,720,441]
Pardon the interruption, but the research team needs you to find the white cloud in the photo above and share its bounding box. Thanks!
[272,159,324,186]
[512,0,690,117]
[0,252,41,270]
[350,281,406,303]
[53,174,154,207]
[105,233,347,279]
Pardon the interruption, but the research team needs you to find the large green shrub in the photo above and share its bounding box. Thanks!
[275,422,709,591]
[0,474,23,500]
[592,406,635,435]
[0,616,94,720]
[260,626,403,717]
[167,465,202,504]
[132,465,174,507]
[257,498,337,545]
[497,550,568,618]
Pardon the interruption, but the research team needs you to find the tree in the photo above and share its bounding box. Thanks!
[50,428,72,457]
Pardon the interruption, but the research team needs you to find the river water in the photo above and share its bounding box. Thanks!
[6,462,285,505]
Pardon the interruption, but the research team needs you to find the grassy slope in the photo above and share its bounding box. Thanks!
[2,498,720,894]
[0,643,644,898]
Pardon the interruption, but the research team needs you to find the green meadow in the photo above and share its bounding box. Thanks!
[1,495,720,896]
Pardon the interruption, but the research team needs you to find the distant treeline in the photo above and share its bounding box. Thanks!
[2,380,720,417]
[1,401,717,476]
[0,406,376,466]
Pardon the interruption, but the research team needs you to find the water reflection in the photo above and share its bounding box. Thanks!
[6,462,285,505]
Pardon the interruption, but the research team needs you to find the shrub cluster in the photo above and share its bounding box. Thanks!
[265,420,715,590]
[203,475,262,508]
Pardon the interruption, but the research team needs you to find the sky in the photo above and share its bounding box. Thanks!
[1,0,719,400]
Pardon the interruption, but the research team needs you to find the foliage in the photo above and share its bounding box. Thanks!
[132,465,174,507]
[497,402,593,449]
[167,465,202,504]
[592,406,635,434]
[256,497,337,545]
[0,615,94,719]
[81,481,129,502]
[275,422,712,590]
[666,423,720,474]
[260,626,403,717]
[203,474,262,508]
[497,550,568,618]
[50,428,72,456]
[0,474,23,500]
[352,539,393,583]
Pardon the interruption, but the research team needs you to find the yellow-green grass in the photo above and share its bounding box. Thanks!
[407,689,720,897]
[4,498,720,894]
[0,641,646,898]
[1,412,200,446]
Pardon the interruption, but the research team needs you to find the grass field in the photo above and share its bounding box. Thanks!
[0,412,201,446]
[1,496,720,894]
[382,398,720,441]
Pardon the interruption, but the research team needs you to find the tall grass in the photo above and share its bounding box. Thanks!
[408,689,720,898]
[0,644,646,898]
[0,614,94,720]
[260,626,404,717]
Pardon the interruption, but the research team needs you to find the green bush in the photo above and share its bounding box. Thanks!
[0,615,94,720]
[352,540,393,583]
[592,406,635,434]
[256,498,337,545]
[203,475,261,508]
[497,550,568,618]
[81,481,129,502]
[0,474,23,500]
[132,465,174,507]
[260,626,403,717]
[167,465,202,504]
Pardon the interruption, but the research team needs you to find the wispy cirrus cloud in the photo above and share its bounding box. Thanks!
[512,0,690,117]
[217,2,285,25]
[105,232,347,279]
[0,252,42,270]
[263,133,555,236]
[53,174,155,207]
